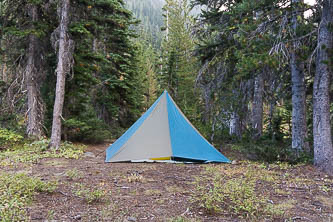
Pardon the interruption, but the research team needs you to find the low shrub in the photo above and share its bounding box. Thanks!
[0,139,84,167]
[66,168,83,180]
[0,128,23,150]
[191,164,284,220]
[63,117,111,143]
[229,140,312,164]
[0,173,57,221]
[73,183,107,203]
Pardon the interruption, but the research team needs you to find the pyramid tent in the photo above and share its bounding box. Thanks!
[105,91,230,163]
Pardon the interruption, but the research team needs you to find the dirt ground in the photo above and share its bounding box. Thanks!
[3,144,333,222]
[26,144,211,222]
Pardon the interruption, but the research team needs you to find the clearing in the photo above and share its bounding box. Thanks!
[1,143,332,221]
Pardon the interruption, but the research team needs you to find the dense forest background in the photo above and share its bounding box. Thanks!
[0,0,333,174]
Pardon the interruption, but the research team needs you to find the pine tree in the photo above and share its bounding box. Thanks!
[1,0,144,143]
[160,0,200,121]
[0,0,56,138]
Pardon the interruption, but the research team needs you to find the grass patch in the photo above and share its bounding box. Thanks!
[191,163,285,220]
[0,173,57,221]
[73,183,108,203]
[167,216,200,222]
[66,168,84,180]
[0,128,23,149]
[144,189,162,196]
[166,185,184,194]
[0,139,84,167]
[270,199,296,213]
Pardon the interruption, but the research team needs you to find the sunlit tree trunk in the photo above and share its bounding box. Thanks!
[291,0,308,152]
[313,0,333,175]
[50,0,72,148]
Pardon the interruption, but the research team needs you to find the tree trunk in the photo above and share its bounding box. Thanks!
[251,73,264,139]
[26,4,44,138]
[50,0,72,148]
[313,0,333,175]
[229,111,241,138]
[291,0,308,152]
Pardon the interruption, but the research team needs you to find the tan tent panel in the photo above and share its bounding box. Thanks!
[107,93,172,162]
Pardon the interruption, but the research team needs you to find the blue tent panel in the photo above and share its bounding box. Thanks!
[166,92,230,163]
[105,92,164,162]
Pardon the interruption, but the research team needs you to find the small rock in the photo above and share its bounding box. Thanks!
[231,160,238,165]
[83,152,95,158]
[127,217,137,222]
[74,215,82,220]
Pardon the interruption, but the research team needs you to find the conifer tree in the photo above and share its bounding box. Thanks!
[1,0,143,143]
[161,0,200,120]
[0,0,55,138]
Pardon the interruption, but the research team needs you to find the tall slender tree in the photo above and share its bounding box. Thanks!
[290,0,308,152]
[251,73,264,138]
[161,0,200,120]
[26,3,45,138]
[50,0,74,148]
[313,0,333,175]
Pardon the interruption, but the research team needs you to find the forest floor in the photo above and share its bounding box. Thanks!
[1,143,333,222]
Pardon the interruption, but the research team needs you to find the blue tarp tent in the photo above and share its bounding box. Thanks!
[105,91,230,163]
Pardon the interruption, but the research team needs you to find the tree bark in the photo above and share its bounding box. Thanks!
[26,4,44,138]
[313,0,333,175]
[229,111,241,138]
[291,0,308,152]
[251,73,264,139]
[50,0,72,148]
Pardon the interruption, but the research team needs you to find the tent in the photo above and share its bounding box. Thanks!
[105,90,230,163]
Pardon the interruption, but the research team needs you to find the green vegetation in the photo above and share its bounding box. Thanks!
[0,173,57,221]
[228,140,313,163]
[73,183,107,203]
[168,216,199,222]
[191,162,297,219]
[1,0,146,143]
[0,128,23,149]
[124,0,164,48]
[66,168,84,180]
[0,139,84,167]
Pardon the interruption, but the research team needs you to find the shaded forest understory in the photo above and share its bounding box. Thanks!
[0,143,332,221]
